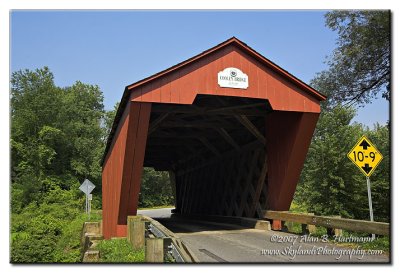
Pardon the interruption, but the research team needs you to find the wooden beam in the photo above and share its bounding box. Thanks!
[237,149,262,217]
[235,115,266,145]
[248,153,268,217]
[146,139,201,146]
[176,140,260,176]
[206,102,267,114]
[127,216,145,249]
[264,211,390,236]
[152,104,267,117]
[226,151,248,216]
[159,120,238,130]
[149,131,224,140]
[145,238,164,263]
[210,161,225,215]
[172,149,210,171]
[197,136,221,157]
[218,156,236,215]
[148,113,171,135]
[256,181,268,218]
[215,127,240,151]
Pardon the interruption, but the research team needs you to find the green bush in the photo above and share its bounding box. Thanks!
[96,238,145,263]
[11,185,87,263]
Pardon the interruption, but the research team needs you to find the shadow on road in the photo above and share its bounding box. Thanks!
[155,215,249,234]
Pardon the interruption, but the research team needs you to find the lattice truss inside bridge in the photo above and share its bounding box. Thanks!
[145,95,271,218]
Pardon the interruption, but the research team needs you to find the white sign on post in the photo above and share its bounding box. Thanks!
[218,67,248,89]
[79,179,95,220]
[79,179,96,195]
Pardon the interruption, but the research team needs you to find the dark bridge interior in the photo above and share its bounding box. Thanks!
[144,95,272,218]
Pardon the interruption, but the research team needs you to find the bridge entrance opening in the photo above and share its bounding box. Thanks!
[145,95,272,218]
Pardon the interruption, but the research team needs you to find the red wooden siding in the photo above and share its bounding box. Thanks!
[102,102,151,238]
[265,111,320,211]
[102,104,130,239]
[129,44,320,113]
[118,102,151,225]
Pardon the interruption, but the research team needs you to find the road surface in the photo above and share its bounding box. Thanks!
[138,208,389,263]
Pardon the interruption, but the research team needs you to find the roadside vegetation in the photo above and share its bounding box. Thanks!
[9,67,172,263]
[95,239,145,263]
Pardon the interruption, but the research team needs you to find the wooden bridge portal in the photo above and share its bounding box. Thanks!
[101,37,326,239]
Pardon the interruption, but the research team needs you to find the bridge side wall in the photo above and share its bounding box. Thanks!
[102,102,151,239]
[102,103,130,239]
[266,111,320,211]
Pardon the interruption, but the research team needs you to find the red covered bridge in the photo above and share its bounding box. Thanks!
[101,37,326,239]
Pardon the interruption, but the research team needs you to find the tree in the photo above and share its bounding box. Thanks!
[316,11,390,105]
[139,168,174,208]
[295,106,390,221]
[11,68,62,179]
[10,67,108,262]
[11,67,105,206]
[364,123,390,222]
[102,102,119,145]
[60,81,105,184]
[295,106,364,218]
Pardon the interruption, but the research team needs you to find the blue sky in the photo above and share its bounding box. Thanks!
[10,10,389,127]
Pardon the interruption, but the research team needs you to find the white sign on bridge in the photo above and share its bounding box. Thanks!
[218,67,248,89]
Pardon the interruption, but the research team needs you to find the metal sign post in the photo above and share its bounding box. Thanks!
[347,135,383,240]
[85,193,88,214]
[88,194,93,220]
[366,176,375,240]
[79,179,96,220]
[87,182,89,219]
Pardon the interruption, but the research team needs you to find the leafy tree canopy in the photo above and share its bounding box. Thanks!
[314,11,390,106]
[11,67,105,207]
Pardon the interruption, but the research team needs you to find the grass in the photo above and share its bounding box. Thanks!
[359,236,390,252]
[84,209,103,221]
[75,210,145,263]
[95,238,145,263]
[335,230,390,254]
[82,211,146,263]
[57,211,104,262]
[284,222,390,254]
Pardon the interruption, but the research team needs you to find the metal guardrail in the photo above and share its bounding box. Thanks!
[168,242,184,263]
[147,222,184,262]
[148,223,167,238]
[141,215,198,263]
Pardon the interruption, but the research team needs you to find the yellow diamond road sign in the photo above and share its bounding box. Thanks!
[347,136,383,177]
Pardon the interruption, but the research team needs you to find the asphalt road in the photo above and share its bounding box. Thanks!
[137,208,389,263]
